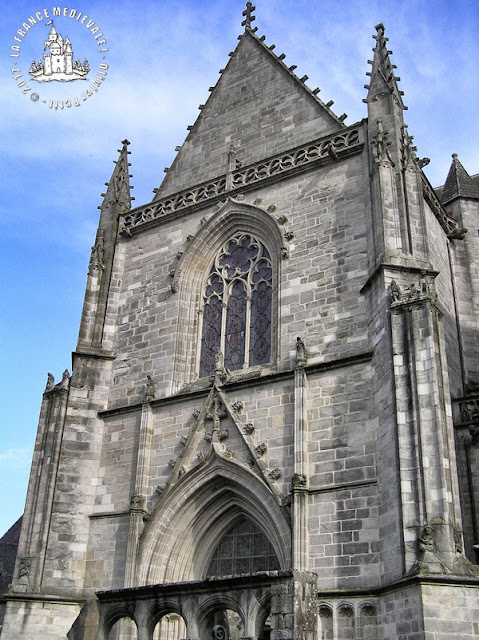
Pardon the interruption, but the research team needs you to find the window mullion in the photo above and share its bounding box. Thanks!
[244,278,252,368]
[220,279,228,360]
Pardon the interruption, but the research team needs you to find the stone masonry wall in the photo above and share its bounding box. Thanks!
[423,202,463,398]
[106,151,369,409]
[156,32,339,199]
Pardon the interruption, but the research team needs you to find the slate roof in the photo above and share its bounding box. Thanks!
[0,516,22,544]
[441,154,479,205]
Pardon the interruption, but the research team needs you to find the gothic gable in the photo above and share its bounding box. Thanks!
[154,30,344,199]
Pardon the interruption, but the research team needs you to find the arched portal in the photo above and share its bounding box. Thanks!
[152,612,187,640]
[136,454,291,585]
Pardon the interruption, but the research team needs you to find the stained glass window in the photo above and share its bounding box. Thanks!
[206,519,280,577]
[199,233,273,377]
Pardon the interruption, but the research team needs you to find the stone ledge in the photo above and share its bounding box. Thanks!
[119,123,365,236]
[98,350,373,418]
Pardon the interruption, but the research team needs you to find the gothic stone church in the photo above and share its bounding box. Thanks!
[3,5,479,640]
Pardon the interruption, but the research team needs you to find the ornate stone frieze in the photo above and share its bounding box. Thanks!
[389,274,435,307]
[119,127,363,234]
[231,128,361,188]
[421,173,464,238]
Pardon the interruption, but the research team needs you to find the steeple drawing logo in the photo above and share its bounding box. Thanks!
[29,22,89,82]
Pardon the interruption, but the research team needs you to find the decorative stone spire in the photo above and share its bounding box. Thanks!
[78,140,134,351]
[364,23,406,112]
[99,139,134,214]
[241,1,256,30]
[441,153,479,206]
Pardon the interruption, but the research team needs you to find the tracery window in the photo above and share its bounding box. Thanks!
[199,233,273,377]
[206,518,280,577]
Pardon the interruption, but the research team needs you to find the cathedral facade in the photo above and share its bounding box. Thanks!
[2,5,479,639]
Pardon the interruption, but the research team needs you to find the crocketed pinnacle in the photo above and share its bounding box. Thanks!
[441,153,479,206]
[365,23,406,110]
[100,139,134,213]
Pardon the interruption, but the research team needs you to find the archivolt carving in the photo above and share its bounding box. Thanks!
[136,455,291,586]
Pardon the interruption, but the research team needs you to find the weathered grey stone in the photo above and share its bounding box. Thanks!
[2,12,479,640]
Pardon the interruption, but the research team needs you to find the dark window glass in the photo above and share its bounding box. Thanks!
[199,234,273,376]
[206,519,280,577]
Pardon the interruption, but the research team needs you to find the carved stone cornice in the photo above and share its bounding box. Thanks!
[389,275,438,312]
[119,125,364,235]
[421,173,465,239]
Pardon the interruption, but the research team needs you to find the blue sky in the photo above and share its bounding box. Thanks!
[0,0,478,536]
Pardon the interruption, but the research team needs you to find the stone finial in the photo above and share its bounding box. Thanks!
[60,369,70,390]
[45,372,55,391]
[296,337,307,367]
[390,280,400,302]
[143,375,156,402]
[241,2,256,29]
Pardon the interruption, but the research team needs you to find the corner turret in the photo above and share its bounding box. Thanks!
[442,153,479,209]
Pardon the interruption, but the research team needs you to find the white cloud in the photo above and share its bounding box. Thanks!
[0,448,32,470]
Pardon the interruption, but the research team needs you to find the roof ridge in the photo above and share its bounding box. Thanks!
[240,15,347,127]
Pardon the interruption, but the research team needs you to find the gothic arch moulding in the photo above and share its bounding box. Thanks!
[171,198,284,392]
[135,453,291,586]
